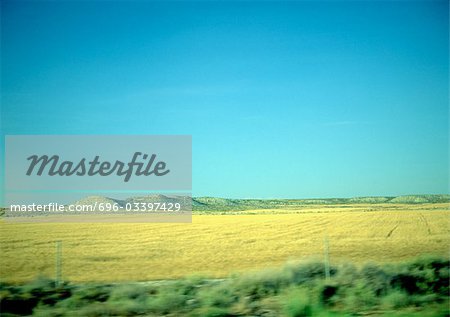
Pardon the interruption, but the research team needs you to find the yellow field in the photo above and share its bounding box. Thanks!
[1,203,449,283]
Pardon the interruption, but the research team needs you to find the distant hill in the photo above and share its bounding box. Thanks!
[388,195,448,204]
[65,194,450,212]
[69,194,188,211]
[2,194,448,214]
[73,195,125,207]
[192,194,450,211]
[126,194,187,205]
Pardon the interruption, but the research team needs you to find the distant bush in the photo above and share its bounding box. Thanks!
[359,263,390,296]
[390,256,450,296]
[188,306,230,317]
[319,283,339,306]
[56,285,110,310]
[147,291,187,315]
[284,260,335,285]
[0,277,72,316]
[380,290,410,309]
[108,284,149,302]
[342,280,378,311]
[198,282,236,308]
[283,289,313,317]
[232,268,290,299]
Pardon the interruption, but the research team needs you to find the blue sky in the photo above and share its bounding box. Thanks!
[1,1,448,198]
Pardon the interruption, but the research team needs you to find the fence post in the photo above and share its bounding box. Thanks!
[55,240,62,287]
[324,236,330,281]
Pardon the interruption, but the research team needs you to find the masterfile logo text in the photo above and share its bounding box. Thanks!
[4,135,192,222]
[6,135,191,191]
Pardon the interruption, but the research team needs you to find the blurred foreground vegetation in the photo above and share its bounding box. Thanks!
[1,255,448,316]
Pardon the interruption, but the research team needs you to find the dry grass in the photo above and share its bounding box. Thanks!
[1,203,449,283]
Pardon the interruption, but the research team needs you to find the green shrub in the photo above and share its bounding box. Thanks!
[406,256,450,295]
[319,283,339,306]
[108,284,149,302]
[284,261,332,285]
[359,263,390,296]
[232,268,290,299]
[0,277,73,315]
[198,282,236,308]
[71,302,113,317]
[387,255,450,297]
[333,262,359,287]
[0,291,39,316]
[342,280,378,311]
[148,290,187,314]
[381,290,410,309]
[190,306,230,317]
[32,306,68,317]
[409,293,439,306]
[56,285,110,310]
[283,289,313,317]
[107,299,150,316]
[175,279,203,298]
